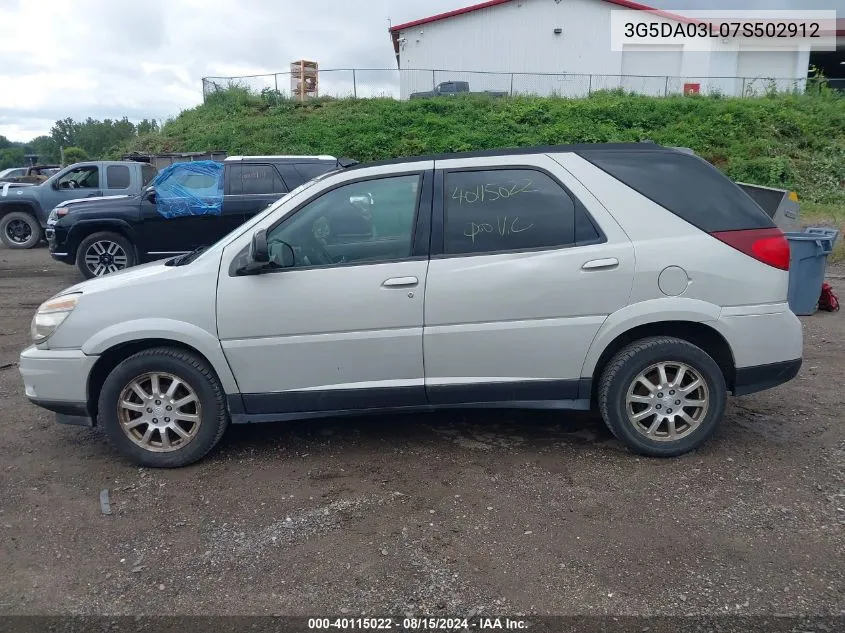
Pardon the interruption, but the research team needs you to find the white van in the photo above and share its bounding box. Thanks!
[19,144,803,467]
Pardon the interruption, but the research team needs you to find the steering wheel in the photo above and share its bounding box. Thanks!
[300,231,335,266]
[67,180,79,189]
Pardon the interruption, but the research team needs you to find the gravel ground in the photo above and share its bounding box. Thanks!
[0,245,843,617]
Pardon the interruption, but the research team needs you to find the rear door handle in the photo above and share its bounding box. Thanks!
[582,258,619,271]
[382,276,419,287]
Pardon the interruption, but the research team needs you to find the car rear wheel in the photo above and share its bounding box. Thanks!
[598,336,727,457]
[97,347,229,468]
[76,231,136,278]
[0,212,42,249]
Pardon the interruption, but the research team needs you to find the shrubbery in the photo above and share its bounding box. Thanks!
[128,87,845,205]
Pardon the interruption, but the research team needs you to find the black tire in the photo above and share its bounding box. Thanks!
[0,211,42,249]
[76,231,136,279]
[597,336,727,457]
[97,347,229,468]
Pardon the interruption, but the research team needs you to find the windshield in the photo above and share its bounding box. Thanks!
[174,167,340,265]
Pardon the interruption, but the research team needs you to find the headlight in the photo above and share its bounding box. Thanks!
[30,293,81,343]
[49,207,69,223]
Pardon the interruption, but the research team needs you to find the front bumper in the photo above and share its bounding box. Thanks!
[19,345,98,425]
[46,225,74,263]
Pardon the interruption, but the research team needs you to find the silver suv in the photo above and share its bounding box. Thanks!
[19,144,803,467]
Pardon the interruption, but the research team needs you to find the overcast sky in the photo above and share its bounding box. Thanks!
[0,0,841,142]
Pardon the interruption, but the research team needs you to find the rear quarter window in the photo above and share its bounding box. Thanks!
[295,162,336,182]
[578,150,774,232]
[141,164,157,187]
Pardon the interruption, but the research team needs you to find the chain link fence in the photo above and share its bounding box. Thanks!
[202,69,844,101]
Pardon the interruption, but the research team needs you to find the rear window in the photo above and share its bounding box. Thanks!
[578,150,774,232]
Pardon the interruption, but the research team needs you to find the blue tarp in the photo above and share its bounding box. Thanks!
[151,160,224,219]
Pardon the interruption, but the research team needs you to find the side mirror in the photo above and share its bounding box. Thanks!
[236,230,296,275]
[249,229,270,263]
[143,186,156,203]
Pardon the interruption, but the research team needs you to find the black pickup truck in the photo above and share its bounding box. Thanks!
[47,155,354,278]
[409,81,508,99]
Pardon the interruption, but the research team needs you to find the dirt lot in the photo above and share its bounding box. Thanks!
[0,245,843,618]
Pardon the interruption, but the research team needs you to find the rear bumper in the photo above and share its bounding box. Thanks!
[733,358,802,396]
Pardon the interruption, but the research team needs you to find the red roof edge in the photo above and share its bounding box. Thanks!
[389,0,513,34]
[388,0,685,34]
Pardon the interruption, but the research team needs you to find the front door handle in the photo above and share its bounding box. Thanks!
[582,258,619,271]
[382,276,419,288]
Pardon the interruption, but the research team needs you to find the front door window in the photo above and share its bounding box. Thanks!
[266,174,421,268]
[56,166,99,190]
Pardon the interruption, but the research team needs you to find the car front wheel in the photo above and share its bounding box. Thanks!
[76,231,136,278]
[97,347,229,467]
[598,336,727,457]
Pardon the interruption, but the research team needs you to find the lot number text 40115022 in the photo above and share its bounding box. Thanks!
[307,616,530,630]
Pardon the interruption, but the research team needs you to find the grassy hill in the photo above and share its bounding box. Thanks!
[130,88,844,202]
[128,88,845,258]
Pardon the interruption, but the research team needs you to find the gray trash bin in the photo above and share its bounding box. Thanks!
[785,227,839,315]
[737,183,800,231]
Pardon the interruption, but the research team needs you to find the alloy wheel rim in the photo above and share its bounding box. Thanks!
[6,219,32,244]
[625,361,709,442]
[117,372,202,452]
[84,241,128,276]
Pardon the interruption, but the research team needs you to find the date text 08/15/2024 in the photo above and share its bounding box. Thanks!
[307,617,529,630]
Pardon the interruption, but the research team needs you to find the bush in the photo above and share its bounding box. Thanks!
[124,89,845,205]
[62,146,89,164]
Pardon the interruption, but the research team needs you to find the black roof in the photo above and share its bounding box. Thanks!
[345,142,673,171]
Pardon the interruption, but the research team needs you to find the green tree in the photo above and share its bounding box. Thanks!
[62,146,89,165]
[50,117,78,148]
[29,136,61,164]
[137,118,160,136]
[0,147,26,169]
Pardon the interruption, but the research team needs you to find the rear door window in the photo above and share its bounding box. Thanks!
[443,169,578,255]
[579,150,774,231]
[229,164,286,195]
[241,164,278,194]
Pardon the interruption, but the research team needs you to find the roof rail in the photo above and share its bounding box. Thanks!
[224,155,337,161]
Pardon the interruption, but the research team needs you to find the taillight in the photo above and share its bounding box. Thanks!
[710,228,790,271]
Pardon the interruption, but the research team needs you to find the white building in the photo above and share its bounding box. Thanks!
[389,0,838,99]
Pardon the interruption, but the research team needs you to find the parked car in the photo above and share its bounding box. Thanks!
[46,155,353,278]
[0,160,158,249]
[19,143,803,468]
[0,164,62,184]
[0,167,28,181]
[410,81,509,99]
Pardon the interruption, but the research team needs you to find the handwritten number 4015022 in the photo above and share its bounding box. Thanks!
[451,179,537,205]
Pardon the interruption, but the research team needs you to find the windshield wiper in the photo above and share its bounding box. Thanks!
[168,245,208,266]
